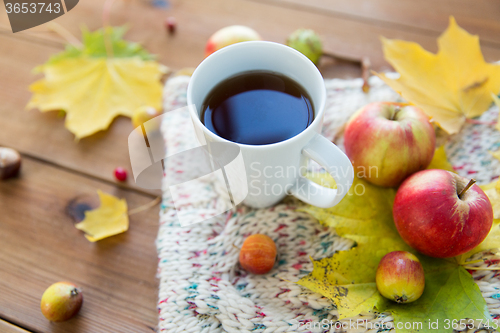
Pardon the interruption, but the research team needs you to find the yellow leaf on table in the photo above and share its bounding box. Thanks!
[75,190,129,242]
[28,57,167,139]
[376,17,500,134]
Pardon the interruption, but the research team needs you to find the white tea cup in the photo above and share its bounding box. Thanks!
[187,41,354,208]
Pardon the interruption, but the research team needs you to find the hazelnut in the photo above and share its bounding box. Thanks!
[0,147,21,180]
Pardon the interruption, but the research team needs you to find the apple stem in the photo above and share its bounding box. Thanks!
[390,106,401,120]
[458,179,476,199]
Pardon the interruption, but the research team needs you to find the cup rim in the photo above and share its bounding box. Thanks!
[187,40,326,149]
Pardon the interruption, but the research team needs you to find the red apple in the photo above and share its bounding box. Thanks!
[376,251,425,303]
[205,25,261,57]
[344,102,435,187]
[393,169,493,258]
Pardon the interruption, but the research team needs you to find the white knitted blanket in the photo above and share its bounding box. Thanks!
[157,75,500,333]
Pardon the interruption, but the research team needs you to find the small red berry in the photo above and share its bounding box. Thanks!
[165,17,176,34]
[239,234,277,274]
[114,167,127,182]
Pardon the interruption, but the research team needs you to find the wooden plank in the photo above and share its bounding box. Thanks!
[251,0,500,47]
[0,320,31,333]
[2,0,500,71]
[0,157,159,333]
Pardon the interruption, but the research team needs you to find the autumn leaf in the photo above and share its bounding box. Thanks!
[491,149,500,163]
[492,93,500,132]
[460,220,500,264]
[376,17,500,134]
[27,27,167,139]
[297,176,408,319]
[75,190,129,242]
[426,146,455,172]
[297,175,491,331]
[46,26,155,64]
[481,180,500,219]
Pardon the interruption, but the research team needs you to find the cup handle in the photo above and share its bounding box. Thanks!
[289,134,354,208]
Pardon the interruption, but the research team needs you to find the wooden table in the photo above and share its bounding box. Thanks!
[0,0,498,332]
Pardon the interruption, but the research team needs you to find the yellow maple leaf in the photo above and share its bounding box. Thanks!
[460,220,500,264]
[28,57,166,139]
[481,180,500,220]
[490,149,500,163]
[75,190,129,242]
[376,17,500,134]
[493,94,500,132]
[426,146,455,172]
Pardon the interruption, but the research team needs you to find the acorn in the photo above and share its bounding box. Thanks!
[0,147,21,180]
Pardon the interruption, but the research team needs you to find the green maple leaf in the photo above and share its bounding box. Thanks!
[297,150,495,331]
[46,26,154,65]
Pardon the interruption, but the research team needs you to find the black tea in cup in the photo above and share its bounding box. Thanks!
[201,71,314,145]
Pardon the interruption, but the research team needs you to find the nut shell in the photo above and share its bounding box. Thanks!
[0,148,21,180]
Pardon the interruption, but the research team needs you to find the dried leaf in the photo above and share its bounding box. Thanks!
[297,176,408,319]
[491,149,500,162]
[75,190,129,242]
[27,27,167,139]
[427,146,455,172]
[492,93,500,132]
[461,220,500,262]
[46,27,156,65]
[376,17,500,134]
[481,180,500,219]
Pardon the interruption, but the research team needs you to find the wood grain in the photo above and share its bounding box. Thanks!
[0,157,159,333]
[2,0,500,72]
[0,320,31,333]
[251,0,500,46]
